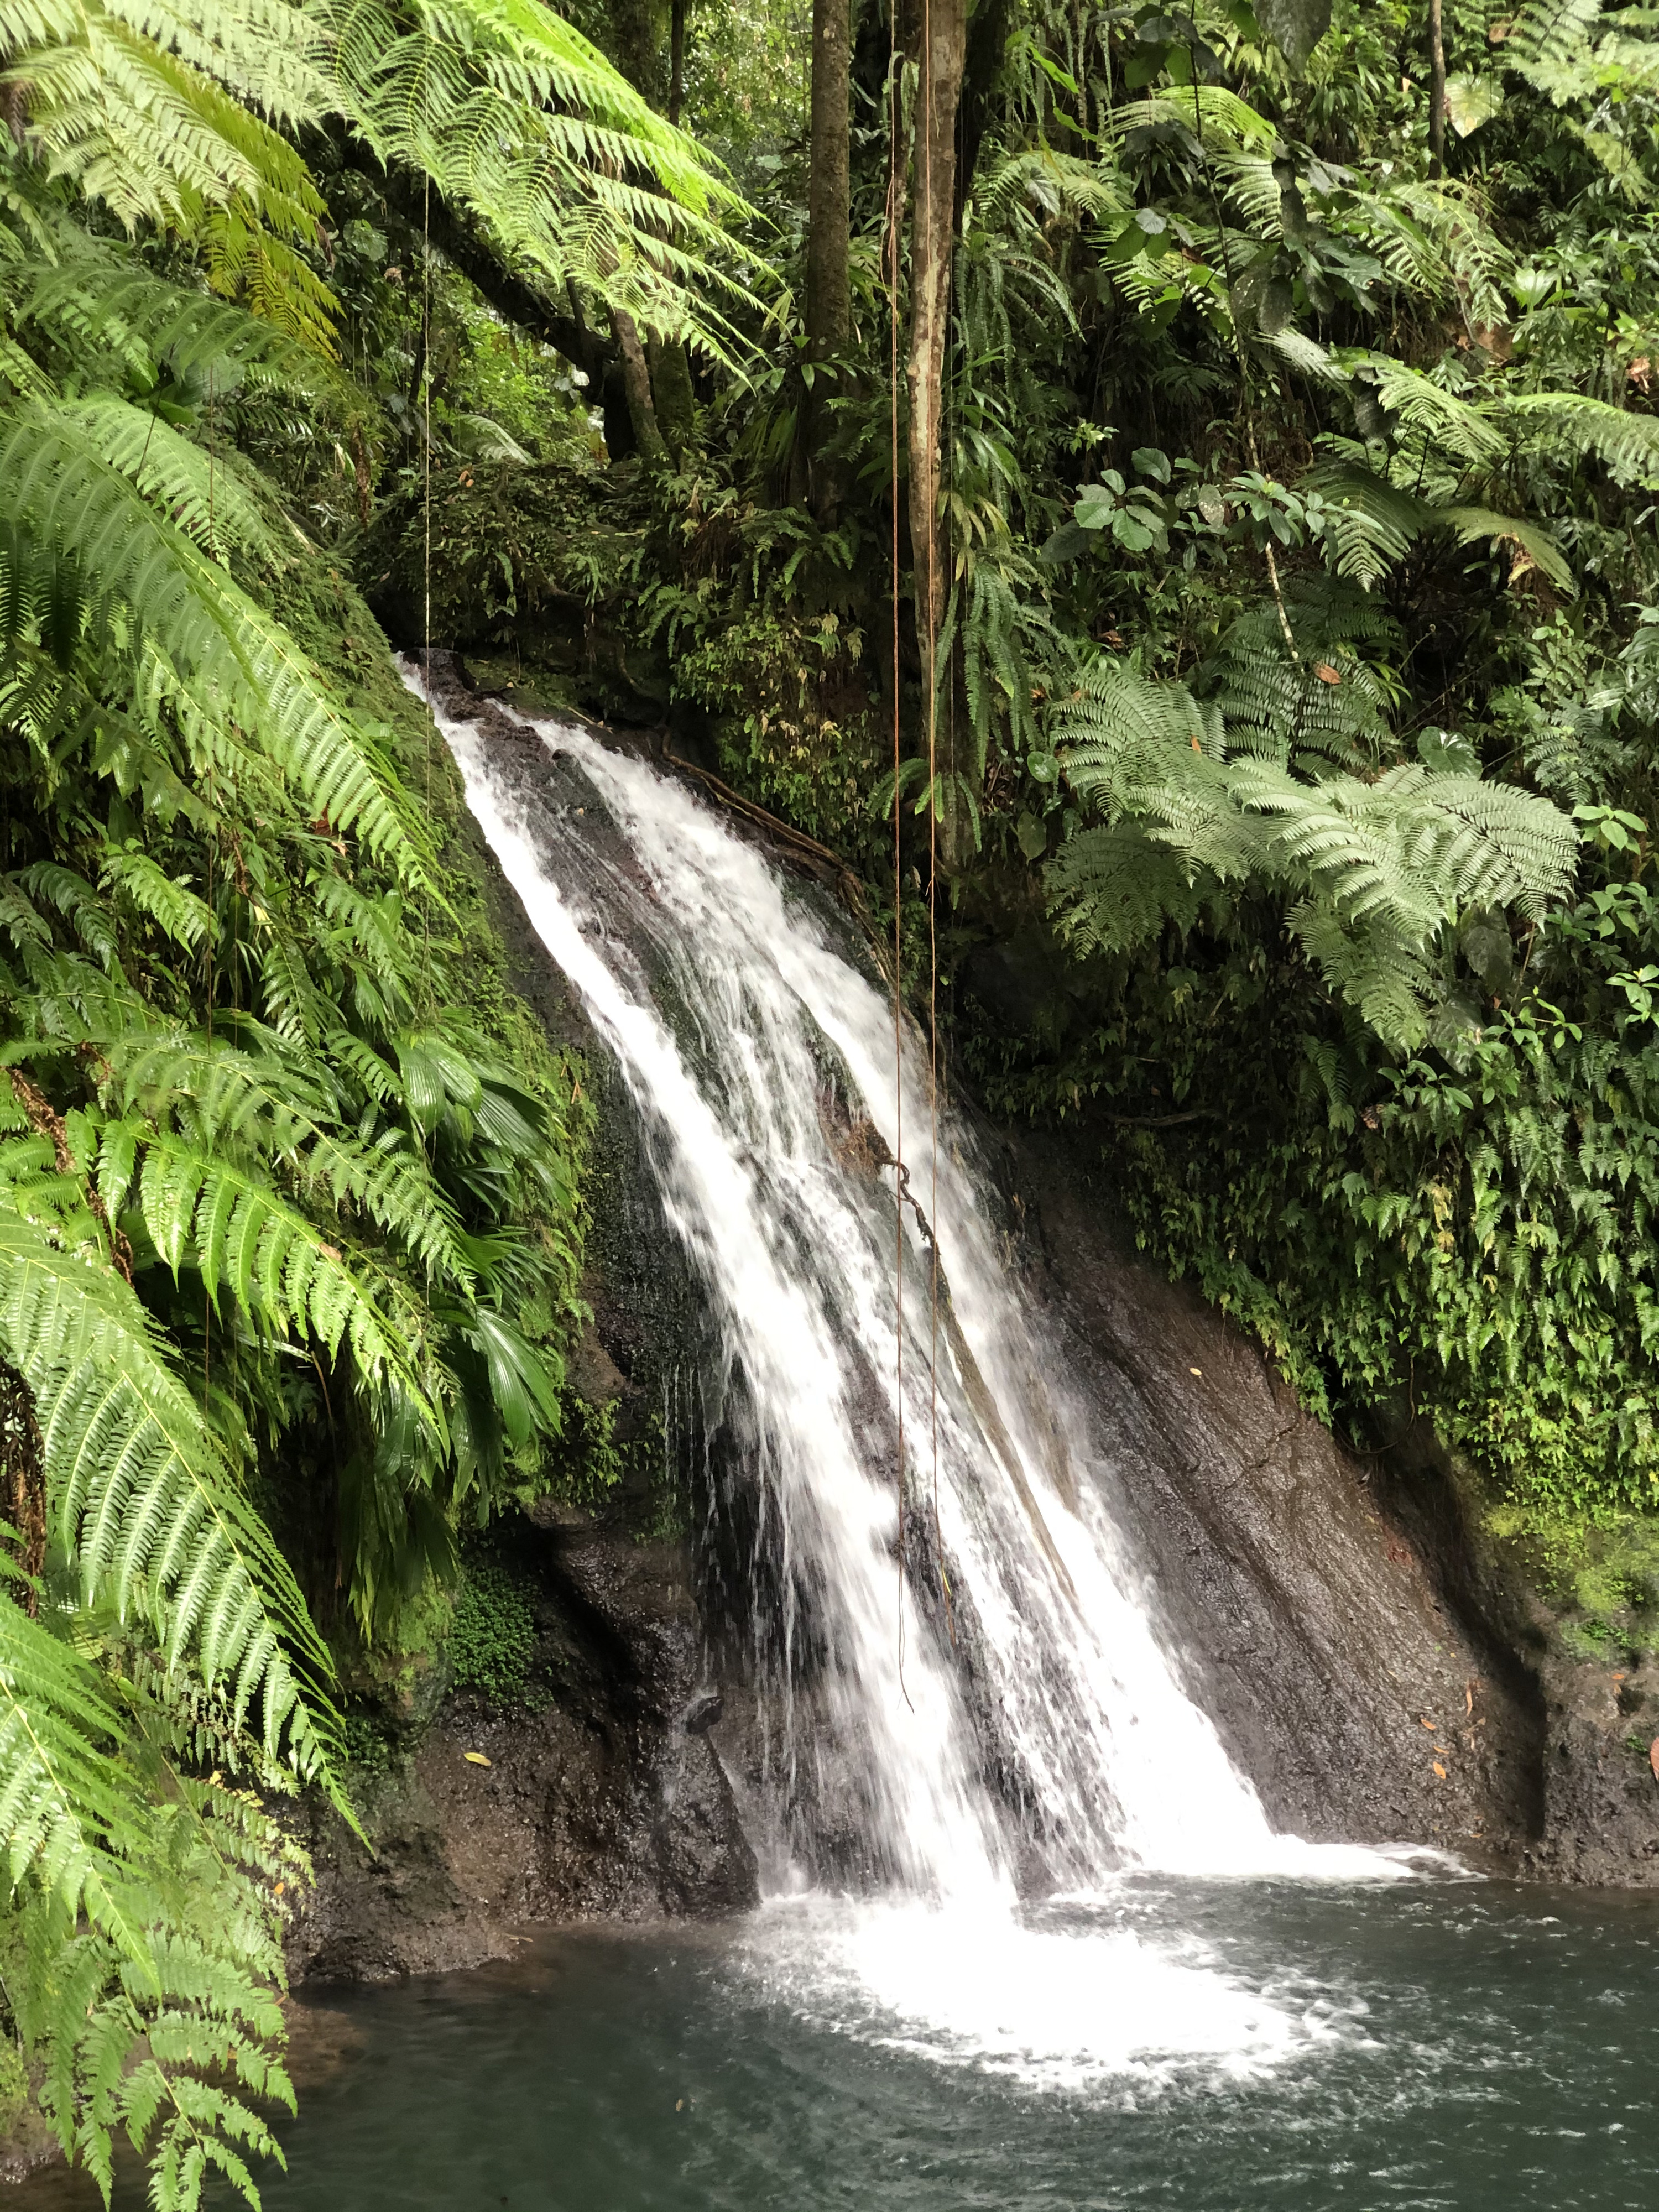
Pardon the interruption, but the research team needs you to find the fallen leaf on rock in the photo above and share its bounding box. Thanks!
[463,1751,492,1767]
[1189,1366,1202,1376]
[1419,1717,1438,1729]
[1432,1762,1447,1778]
[1650,1739,1659,1782]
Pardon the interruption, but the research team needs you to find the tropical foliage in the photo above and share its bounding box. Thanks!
[0,3,738,2202]
[8,0,1659,2192]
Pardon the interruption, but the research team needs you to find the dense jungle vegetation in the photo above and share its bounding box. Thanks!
[1,0,1658,2198]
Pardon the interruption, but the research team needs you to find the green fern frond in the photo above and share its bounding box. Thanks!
[1046,821,1208,955]
[1107,85,1278,152]
[0,1580,150,1954]
[1504,0,1608,73]
[311,0,759,354]
[1364,357,1505,465]
[12,223,346,400]
[1437,505,1574,589]
[1503,389,1659,481]
[1309,463,1428,588]
[138,1135,442,1402]
[0,400,424,872]
[1048,653,1578,1045]
[102,1026,479,1288]
[0,1212,342,1778]
[3,1626,309,2211]
[98,846,215,950]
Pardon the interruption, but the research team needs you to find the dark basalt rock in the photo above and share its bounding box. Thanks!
[1000,1119,1659,1881]
[290,1512,758,1984]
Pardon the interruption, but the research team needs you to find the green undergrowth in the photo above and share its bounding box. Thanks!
[0,2034,28,2142]
[371,455,646,653]
[448,1552,545,1709]
[1486,1504,1659,1659]
[961,828,1659,1604]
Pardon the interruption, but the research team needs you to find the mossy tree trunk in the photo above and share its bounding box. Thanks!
[804,0,853,516]
[906,0,968,853]
[612,307,672,469]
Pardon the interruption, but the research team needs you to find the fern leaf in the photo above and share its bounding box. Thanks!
[1503,390,1659,481]
[0,1211,341,1778]
[0,398,424,873]
[0,1585,149,1957]
[1437,504,1575,589]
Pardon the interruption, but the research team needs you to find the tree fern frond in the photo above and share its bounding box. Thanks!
[102,1027,477,1286]
[1363,357,1505,465]
[1307,463,1428,587]
[1503,389,1659,481]
[0,401,424,873]
[1504,0,1608,73]
[1048,655,1578,1045]
[0,1212,342,1778]
[1106,85,1278,152]
[1046,821,1210,954]
[14,227,345,399]
[1437,504,1575,588]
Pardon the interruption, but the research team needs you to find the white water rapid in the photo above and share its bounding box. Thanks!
[420,672,1422,2086]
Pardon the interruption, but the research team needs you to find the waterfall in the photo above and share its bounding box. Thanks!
[420,674,1408,1926]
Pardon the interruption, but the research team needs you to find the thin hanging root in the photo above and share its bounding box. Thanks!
[888,6,908,1712]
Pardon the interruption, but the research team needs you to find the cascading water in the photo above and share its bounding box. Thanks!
[417,670,1423,2085]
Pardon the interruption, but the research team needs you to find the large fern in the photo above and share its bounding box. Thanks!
[0,1212,343,1775]
[1,1575,310,2210]
[1047,655,1578,1048]
[0,0,756,359]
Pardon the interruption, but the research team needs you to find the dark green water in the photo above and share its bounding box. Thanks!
[19,1880,1659,2211]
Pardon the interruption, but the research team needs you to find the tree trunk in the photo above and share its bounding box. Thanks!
[612,307,671,469]
[807,0,853,356]
[803,0,854,515]
[1427,0,1447,176]
[669,0,685,124]
[647,331,698,462]
[1,1358,45,1612]
[906,0,968,761]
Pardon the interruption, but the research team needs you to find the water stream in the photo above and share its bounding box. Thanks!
[415,679,1432,2072]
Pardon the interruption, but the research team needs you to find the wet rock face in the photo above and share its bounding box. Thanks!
[291,1517,759,1984]
[1004,1119,1543,1858]
[1002,1121,1659,1880]
[1527,1655,1659,1883]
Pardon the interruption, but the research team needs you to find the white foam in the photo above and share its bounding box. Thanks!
[735,1896,1362,2094]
